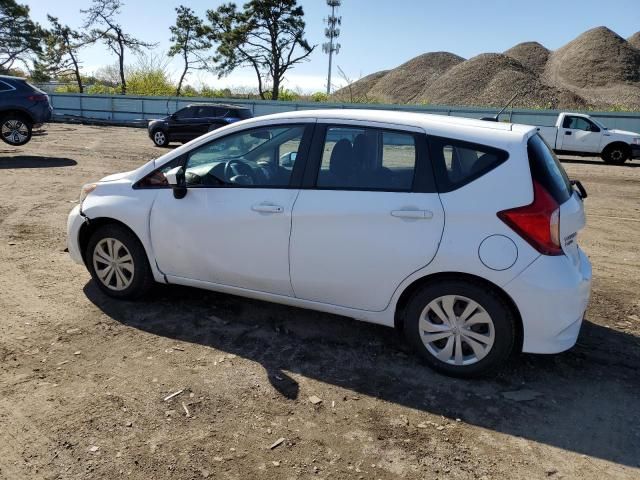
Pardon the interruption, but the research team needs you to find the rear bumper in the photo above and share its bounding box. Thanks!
[504,248,592,354]
[631,145,640,159]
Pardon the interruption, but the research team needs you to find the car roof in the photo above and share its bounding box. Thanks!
[0,75,25,82]
[186,103,250,110]
[253,109,536,142]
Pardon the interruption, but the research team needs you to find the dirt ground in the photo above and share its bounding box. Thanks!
[0,124,639,480]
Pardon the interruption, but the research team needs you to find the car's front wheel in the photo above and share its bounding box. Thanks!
[86,224,154,299]
[151,129,169,147]
[1,114,33,146]
[403,280,517,378]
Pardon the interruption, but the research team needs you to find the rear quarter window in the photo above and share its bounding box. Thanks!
[428,136,509,192]
[527,134,572,204]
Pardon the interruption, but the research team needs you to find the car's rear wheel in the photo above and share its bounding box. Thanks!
[1,115,33,146]
[152,129,169,147]
[403,280,516,378]
[601,144,629,165]
[86,224,154,299]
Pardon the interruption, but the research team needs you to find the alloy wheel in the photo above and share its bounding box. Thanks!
[92,238,135,291]
[419,295,495,366]
[154,131,166,145]
[1,119,29,145]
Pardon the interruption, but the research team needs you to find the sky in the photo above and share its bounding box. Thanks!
[21,0,640,93]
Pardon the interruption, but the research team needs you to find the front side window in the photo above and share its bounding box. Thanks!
[563,116,597,131]
[183,125,306,187]
[428,136,508,192]
[317,126,417,190]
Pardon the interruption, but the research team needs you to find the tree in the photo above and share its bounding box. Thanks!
[34,16,91,92]
[0,0,44,73]
[82,0,156,94]
[168,6,212,96]
[207,0,315,100]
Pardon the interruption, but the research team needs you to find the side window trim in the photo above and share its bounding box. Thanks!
[0,80,16,92]
[301,124,436,193]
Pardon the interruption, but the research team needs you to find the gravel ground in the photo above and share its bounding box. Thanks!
[0,124,639,480]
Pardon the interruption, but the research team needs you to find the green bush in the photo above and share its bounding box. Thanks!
[310,91,329,102]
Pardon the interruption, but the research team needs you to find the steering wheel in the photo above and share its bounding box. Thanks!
[224,159,255,185]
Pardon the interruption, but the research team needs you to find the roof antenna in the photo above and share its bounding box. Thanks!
[481,92,519,122]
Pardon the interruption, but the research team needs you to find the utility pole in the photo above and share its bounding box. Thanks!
[323,0,341,95]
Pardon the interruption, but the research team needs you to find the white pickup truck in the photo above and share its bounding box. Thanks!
[536,112,640,165]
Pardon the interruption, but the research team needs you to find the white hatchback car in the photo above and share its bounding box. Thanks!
[67,109,592,377]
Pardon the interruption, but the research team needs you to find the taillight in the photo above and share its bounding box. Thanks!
[27,94,48,102]
[497,181,562,255]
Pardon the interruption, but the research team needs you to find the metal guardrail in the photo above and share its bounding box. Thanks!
[48,93,640,133]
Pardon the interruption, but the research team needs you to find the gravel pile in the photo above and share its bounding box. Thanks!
[504,42,550,74]
[367,52,464,103]
[336,26,640,109]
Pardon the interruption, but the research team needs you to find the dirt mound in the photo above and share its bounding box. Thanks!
[628,31,640,50]
[366,52,464,103]
[545,26,640,88]
[504,41,550,74]
[422,53,585,108]
[333,70,389,101]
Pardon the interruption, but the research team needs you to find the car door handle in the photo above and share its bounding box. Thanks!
[390,209,433,219]
[565,131,572,135]
[252,203,284,213]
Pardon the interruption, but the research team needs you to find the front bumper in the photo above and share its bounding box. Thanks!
[504,247,592,354]
[67,204,86,265]
[631,144,640,159]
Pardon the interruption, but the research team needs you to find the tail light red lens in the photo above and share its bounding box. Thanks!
[27,94,48,102]
[497,181,562,255]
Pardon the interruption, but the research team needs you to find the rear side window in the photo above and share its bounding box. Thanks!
[233,109,252,120]
[316,126,417,191]
[527,134,572,204]
[428,136,508,192]
[0,81,14,92]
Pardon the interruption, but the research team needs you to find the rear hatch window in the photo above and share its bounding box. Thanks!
[527,134,572,204]
[234,109,253,120]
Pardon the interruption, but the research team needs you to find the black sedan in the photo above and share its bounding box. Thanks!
[147,104,253,147]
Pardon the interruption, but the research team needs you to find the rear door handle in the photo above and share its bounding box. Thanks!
[565,131,572,135]
[390,209,433,219]
[252,203,284,213]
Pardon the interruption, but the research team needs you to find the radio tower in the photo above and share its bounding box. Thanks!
[323,0,341,95]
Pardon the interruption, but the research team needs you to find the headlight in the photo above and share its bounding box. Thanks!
[79,183,97,205]
[632,138,640,145]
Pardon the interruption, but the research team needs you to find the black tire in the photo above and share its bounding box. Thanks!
[601,144,629,165]
[403,279,517,378]
[85,224,155,299]
[1,114,33,146]
[151,128,170,147]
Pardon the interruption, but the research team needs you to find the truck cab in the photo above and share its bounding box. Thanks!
[537,112,640,165]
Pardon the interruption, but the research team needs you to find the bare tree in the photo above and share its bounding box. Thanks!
[82,0,156,94]
[207,0,315,100]
[168,6,212,96]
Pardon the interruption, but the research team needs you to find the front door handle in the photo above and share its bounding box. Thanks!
[391,209,433,219]
[565,131,572,135]
[252,203,284,213]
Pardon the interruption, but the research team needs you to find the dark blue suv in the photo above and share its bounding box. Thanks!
[0,75,53,146]
[148,103,253,147]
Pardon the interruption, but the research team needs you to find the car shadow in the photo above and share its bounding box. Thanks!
[84,281,640,468]
[559,157,640,168]
[0,156,77,169]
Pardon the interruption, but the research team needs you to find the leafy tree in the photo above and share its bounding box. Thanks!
[168,6,212,96]
[82,0,156,94]
[0,0,44,73]
[207,0,314,100]
[34,16,92,92]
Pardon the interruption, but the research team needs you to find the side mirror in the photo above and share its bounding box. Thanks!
[279,151,297,167]
[165,166,187,199]
[170,113,177,120]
